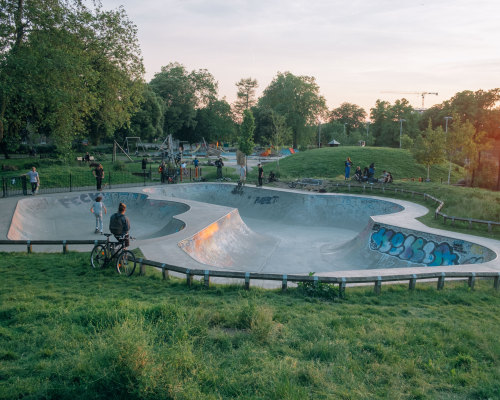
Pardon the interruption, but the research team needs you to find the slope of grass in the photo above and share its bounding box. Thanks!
[255,146,464,183]
[1,252,499,400]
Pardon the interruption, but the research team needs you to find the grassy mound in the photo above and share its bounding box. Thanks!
[0,252,499,399]
[255,146,463,182]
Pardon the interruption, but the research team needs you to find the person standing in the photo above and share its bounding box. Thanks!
[344,157,353,180]
[193,157,199,178]
[141,157,147,171]
[215,157,224,180]
[159,161,166,183]
[26,166,40,195]
[93,164,104,191]
[90,195,107,234]
[257,163,264,187]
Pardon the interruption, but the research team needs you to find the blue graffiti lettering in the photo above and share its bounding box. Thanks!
[370,227,459,266]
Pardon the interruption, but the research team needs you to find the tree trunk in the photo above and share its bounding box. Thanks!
[427,164,430,181]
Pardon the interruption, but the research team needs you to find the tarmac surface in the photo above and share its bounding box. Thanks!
[1,183,499,283]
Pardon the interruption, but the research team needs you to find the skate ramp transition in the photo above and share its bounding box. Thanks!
[8,192,188,241]
[145,184,496,272]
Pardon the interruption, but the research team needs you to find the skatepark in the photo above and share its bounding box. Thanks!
[2,183,499,281]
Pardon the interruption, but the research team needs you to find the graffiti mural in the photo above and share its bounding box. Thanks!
[370,226,459,266]
[254,196,279,205]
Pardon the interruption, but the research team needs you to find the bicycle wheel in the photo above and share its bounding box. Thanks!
[91,245,107,269]
[116,250,137,276]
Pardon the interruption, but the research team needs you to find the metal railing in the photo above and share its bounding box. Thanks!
[327,182,500,233]
[0,239,498,297]
[1,167,203,198]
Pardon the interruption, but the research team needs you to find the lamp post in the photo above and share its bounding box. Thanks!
[317,120,321,148]
[399,119,406,148]
[444,116,453,184]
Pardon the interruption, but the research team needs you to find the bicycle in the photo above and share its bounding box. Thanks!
[90,233,137,276]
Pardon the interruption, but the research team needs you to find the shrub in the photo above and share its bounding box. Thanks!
[113,161,128,171]
[297,272,339,300]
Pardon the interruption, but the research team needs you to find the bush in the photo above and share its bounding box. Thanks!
[113,161,128,171]
[297,272,339,300]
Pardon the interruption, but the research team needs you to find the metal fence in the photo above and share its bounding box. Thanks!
[1,167,203,198]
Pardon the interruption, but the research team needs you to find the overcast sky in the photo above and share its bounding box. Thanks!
[104,0,500,116]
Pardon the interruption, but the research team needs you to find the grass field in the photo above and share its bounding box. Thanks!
[0,252,499,400]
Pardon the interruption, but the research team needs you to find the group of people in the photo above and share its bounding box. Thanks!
[345,158,393,184]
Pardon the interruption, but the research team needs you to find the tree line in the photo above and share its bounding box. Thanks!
[1,1,499,188]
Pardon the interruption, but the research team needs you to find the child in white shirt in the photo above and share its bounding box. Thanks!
[90,195,107,233]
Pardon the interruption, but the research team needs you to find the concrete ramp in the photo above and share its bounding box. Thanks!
[146,184,498,272]
[178,209,279,269]
[8,192,188,241]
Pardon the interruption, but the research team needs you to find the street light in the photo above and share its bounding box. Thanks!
[399,119,406,149]
[444,116,452,184]
[317,120,321,148]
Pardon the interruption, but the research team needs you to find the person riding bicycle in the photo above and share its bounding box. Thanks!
[109,202,130,248]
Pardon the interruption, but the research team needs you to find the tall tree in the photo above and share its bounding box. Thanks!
[370,98,419,147]
[0,0,144,156]
[124,84,165,141]
[412,121,446,181]
[238,109,255,170]
[193,99,236,144]
[422,89,500,186]
[149,62,218,140]
[233,78,258,121]
[329,102,367,135]
[258,72,327,147]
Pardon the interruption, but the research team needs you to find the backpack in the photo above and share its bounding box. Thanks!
[109,213,123,235]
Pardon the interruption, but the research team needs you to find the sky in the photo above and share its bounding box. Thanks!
[103,0,500,116]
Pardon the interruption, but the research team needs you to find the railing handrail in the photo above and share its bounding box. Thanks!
[1,239,499,296]
[329,182,499,231]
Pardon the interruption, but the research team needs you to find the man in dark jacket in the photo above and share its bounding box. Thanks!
[109,202,131,248]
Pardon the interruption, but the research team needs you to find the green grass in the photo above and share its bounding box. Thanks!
[1,252,499,399]
[254,146,465,183]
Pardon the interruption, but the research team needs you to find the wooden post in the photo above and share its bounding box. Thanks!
[62,240,67,254]
[374,276,382,295]
[139,258,146,276]
[468,273,476,290]
[161,263,169,280]
[27,240,32,254]
[204,270,210,288]
[186,269,193,287]
[409,274,417,290]
[487,222,492,233]
[244,272,250,290]
[339,278,346,299]
[494,274,500,291]
[282,274,287,291]
[437,272,445,290]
